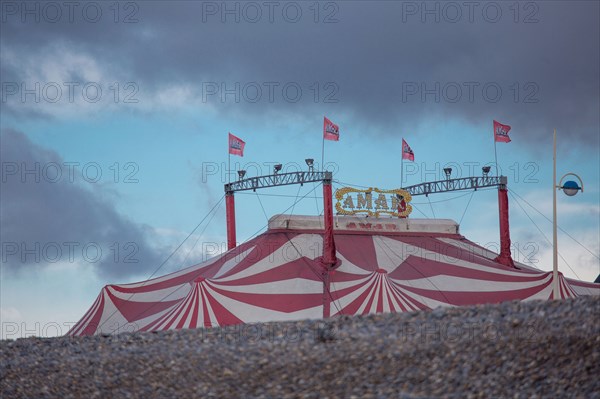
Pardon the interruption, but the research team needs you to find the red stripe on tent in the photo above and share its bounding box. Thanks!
[564,279,578,298]
[208,285,322,313]
[376,275,385,313]
[78,292,106,336]
[387,284,408,312]
[387,256,543,283]
[563,276,578,298]
[330,270,371,282]
[201,240,272,279]
[189,286,200,329]
[389,282,428,311]
[202,287,244,326]
[386,236,514,272]
[217,237,290,279]
[140,312,166,332]
[397,277,552,306]
[361,280,378,315]
[161,313,178,331]
[337,275,377,315]
[215,258,323,286]
[176,286,197,329]
[105,289,182,323]
[153,292,194,331]
[330,274,374,301]
[455,239,539,274]
[69,292,102,336]
[559,279,565,299]
[149,295,192,330]
[69,291,102,336]
[386,286,397,313]
[140,307,175,332]
[141,294,190,332]
[567,278,599,289]
[199,287,213,327]
[110,240,265,295]
[109,267,212,294]
[335,235,378,272]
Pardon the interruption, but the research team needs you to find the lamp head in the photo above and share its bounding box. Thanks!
[443,168,452,179]
[562,180,581,196]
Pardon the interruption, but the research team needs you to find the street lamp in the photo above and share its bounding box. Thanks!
[552,129,584,299]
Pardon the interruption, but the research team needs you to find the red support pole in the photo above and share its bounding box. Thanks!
[322,182,336,266]
[494,188,515,268]
[226,192,236,250]
[322,271,331,318]
[322,181,337,318]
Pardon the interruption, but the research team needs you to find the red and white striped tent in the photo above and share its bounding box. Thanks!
[69,215,599,336]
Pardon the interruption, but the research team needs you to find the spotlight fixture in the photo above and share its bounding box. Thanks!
[274,164,282,174]
[482,166,491,176]
[443,167,452,179]
[237,170,246,180]
[305,158,314,171]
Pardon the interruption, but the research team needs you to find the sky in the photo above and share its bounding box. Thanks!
[1,1,599,339]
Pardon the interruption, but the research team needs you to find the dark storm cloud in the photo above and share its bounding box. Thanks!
[0,129,165,279]
[1,1,598,145]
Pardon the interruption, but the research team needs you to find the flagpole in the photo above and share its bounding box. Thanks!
[228,151,231,183]
[401,156,404,188]
[321,135,325,172]
[552,128,558,299]
[493,139,499,177]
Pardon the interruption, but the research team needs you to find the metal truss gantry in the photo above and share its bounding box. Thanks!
[225,171,332,193]
[402,176,507,197]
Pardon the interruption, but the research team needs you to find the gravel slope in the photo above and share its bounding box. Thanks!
[2,296,599,398]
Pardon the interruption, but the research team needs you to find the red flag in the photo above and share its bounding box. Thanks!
[402,139,414,161]
[493,120,511,143]
[323,116,339,141]
[228,132,245,157]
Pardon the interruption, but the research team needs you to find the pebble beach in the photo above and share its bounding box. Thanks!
[2,296,599,398]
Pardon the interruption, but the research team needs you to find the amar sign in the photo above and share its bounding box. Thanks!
[335,187,413,218]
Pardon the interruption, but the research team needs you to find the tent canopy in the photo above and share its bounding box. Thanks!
[69,215,599,336]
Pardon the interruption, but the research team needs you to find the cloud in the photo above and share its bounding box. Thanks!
[1,2,598,147]
[0,128,166,280]
[515,189,600,219]
[533,233,600,282]
[0,43,212,120]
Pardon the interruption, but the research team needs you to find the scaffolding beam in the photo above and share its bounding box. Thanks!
[402,176,507,196]
[225,171,332,193]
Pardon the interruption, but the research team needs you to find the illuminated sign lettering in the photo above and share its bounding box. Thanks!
[335,187,412,218]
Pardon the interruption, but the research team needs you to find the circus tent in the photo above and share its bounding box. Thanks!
[68,215,599,336]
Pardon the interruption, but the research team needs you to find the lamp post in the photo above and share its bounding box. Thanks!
[552,129,584,299]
